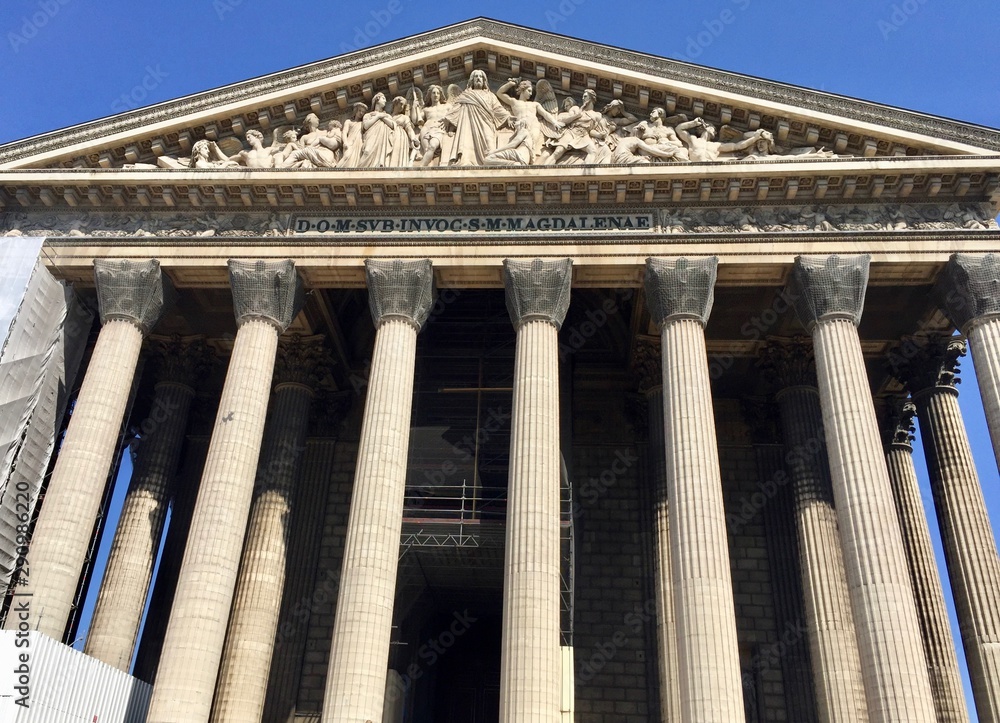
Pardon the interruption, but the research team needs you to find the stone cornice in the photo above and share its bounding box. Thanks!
[2,157,998,213]
[3,19,999,169]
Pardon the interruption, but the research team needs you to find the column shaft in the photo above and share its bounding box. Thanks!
[969,317,1000,469]
[916,387,1000,721]
[662,317,744,721]
[147,318,280,722]
[813,318,936,721]
[212,381,313,722]
[884,439,969,723]
[14,318,143,638]
[132,433,209,683]
[85,379,194,670]
[499,319,563,723]
[646,385,682,722]
[262,436,338,722]
[323,319,417,722]
[777,386,869,723]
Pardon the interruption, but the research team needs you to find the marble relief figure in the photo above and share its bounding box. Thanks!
[143,67,848,170]
[444,69,512,166]
[495,78,563,157]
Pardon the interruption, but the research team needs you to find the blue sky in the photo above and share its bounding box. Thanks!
[2,0,999,716]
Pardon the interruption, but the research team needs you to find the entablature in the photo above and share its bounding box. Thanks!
[2,157,999,214]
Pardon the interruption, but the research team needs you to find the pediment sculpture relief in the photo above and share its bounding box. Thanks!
[131,71,842,171]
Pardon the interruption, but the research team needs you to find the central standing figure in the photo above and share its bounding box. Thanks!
[445,69,512,166]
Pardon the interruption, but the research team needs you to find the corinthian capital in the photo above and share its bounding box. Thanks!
[148,335,215,389]
[888,335,966,397]
[934,253,1000,334]
[759,337,817,391]
[631,335,662,393]
[788,254,870,329]
[365,259,435,330]
[228,259,304,332]
[94,258,172,335]
[643,256,718,327]
[878,395,917,450]
[502,258,572,330]
[273,334,333,390]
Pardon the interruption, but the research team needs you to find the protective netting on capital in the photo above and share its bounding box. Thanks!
[788,254,870,327]
[94,258,172,334]
[365,259,434,328]
[502,258,573,330]
[934,253,1000,332]
[228,259,304,331]
[643,257,717,326]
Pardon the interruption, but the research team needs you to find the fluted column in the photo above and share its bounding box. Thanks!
[323,259,434,723]
[644,256,744,721]
[262,396,348,723]
[212,335,331,722]
[892,337,1000,722]
[498,258,571,723]
[633,338,682,722]
[85,336,211,671]
[762,339,869,723]
[788,254,936,723]
[132,427,211,684]
[879,396,969,723]
[147,260,303,723]
[8,259,169,639]
[935,253,1000,470]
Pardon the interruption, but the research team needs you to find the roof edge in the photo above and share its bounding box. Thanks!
[3,17,1000,165]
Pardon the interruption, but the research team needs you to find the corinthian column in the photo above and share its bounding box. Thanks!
[935,253,1000,470]
[788,254,936,723]
[9,259,169,640]
[212,335,331,723]
[892,337,1000,722]
[85,336,211,671]
[644,256,744,722]
[633,337,682,723]
[879,396,969,723]
[498,258,571,723]
[323,259,433,723]
[762,339,869,723]
[146,260,302,723]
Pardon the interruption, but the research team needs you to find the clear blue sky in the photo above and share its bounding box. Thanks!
[3,0,999,716]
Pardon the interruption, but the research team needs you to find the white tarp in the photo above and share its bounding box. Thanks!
[0,241,93,590]
[0,631,151,721]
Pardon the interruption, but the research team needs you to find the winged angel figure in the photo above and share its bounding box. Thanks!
[494,78,563,157]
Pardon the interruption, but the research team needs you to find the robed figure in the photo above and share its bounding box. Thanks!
[445,70,512,166]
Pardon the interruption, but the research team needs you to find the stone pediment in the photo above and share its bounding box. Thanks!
[0,19,1000,170]
[1,18,999,217]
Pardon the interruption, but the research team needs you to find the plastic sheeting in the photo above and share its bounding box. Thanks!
[0,244,93,591]
[0,631,151,721]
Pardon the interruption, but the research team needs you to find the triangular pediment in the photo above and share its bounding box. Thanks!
[3,18,1000,173]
